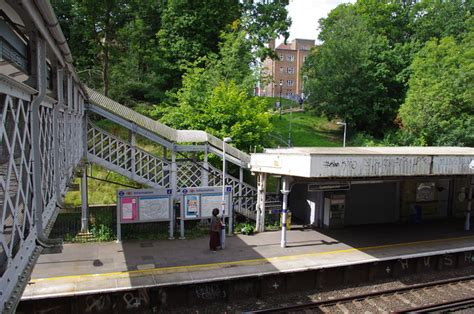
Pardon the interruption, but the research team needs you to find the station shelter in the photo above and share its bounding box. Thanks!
[250,147,474,247]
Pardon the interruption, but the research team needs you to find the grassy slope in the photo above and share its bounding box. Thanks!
[270,111,341,147]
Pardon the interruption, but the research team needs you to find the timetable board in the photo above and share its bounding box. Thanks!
[201,193,230,218]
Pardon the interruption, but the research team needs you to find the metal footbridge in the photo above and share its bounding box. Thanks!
[0,1,257,311]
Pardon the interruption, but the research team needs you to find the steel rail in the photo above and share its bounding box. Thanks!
[395,297,474,313]
[247,274,474,313]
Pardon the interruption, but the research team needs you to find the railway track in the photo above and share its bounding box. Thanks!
[247,275,474,313]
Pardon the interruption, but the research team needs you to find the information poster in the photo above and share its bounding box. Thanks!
[185,195,200,218]
[139,196,170,221]
[201,193,229,218]
[121,197,137,222]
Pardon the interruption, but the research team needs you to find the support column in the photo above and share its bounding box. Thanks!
[255,173,261,231]
[53,67,63,203]
[239,167,243,216]
[201,144,209,186]
[129,125,136,179]
[281,176,290,248]
[81,169,89,232]
[256,173,267,233]
[31,34,46,236]
[172,147,184,239]
[465,176,473,231]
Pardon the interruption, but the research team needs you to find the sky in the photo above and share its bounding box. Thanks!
[276,0,356,45]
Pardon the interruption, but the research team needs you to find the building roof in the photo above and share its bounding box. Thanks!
[264,147,474,156]
[251,147,474,178]
[276,43,292,50]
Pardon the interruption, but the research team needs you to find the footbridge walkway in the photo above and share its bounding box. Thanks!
[0,2,258,311]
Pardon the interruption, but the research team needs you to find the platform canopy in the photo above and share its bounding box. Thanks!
[250,147,474,178]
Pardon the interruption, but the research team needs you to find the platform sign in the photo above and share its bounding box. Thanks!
[116,188,173,242]
[177,186,233,240]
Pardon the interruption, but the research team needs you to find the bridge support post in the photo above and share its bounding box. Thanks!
[201,144,209,186]
[129,124,136,179]
[281,176,290,248]
[53,67,63,203]
[239,167,243,216]
[31,34,47,238]
[81,168,89,232]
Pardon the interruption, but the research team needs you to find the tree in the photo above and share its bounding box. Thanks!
[52,0,131,96]
[152,29,272,151]
[304,6,404,136]
[398,34,474,146]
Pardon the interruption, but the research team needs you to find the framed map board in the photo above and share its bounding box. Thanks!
[201,193,230,218]
[139,196,171,221]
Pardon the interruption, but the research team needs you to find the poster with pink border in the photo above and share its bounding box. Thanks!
[121,197,137,222]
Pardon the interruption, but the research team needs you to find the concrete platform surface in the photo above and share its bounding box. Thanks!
[22,221,474,300]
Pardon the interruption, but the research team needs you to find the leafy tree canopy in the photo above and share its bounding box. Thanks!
[398,32,474,146]
[150,28,272,151]
[304,0,472,143]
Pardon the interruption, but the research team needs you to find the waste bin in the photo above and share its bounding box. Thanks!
[280,210,292,230]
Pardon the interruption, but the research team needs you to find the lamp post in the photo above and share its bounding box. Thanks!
[221,137,231,249]
[337,121,347,147]
[279,81,283,120]
[288,108,293,147]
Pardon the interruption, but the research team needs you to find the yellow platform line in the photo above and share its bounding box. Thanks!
[30,235,474,283]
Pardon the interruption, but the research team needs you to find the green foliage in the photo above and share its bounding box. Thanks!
[305,0,473,143]
[398,35,474,146]
[241,0,291,60]
[305,6,405,136]
[54,0,291,106]
[237,222,254,235]
[153,29,273,152]
[90,224,114,242]
[64,164,139,206]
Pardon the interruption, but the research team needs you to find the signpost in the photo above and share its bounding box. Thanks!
[116,188,173,242]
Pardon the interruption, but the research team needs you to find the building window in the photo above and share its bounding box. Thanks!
[280,67,284,73]
[303,56,307,62]
[287,67,295,74]
[279,54,284,61]
[287,80,294,86]
[286,54,294,62]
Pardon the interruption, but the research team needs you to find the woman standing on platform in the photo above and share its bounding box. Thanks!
[210,208,222,251]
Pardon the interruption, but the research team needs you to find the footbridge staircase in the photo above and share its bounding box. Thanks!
[86,88,257,218]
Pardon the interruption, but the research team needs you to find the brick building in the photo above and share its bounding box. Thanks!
[262,38,315,100]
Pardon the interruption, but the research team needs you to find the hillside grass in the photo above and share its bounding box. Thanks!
[270,111,341,147]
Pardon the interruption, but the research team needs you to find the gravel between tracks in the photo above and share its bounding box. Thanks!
[164,266,474,313]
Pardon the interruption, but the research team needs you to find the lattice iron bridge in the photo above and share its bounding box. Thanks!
[0,1,257,311]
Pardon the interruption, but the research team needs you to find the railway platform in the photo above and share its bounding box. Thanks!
[21,220,474,301]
